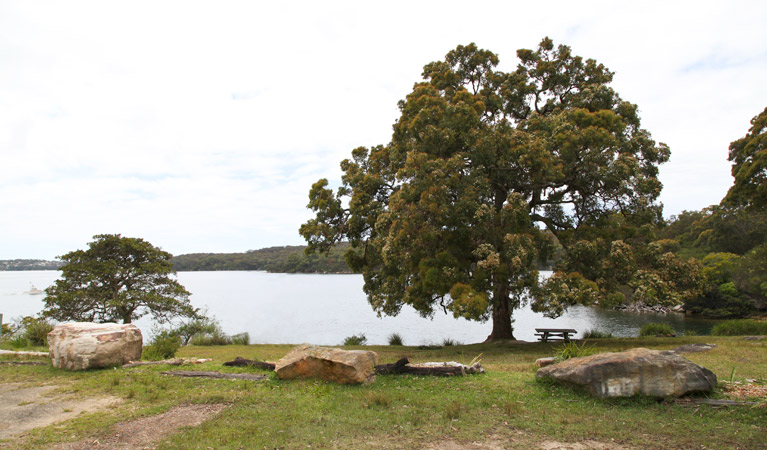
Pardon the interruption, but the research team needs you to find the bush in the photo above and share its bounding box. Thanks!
[639,323,676,337]
[172,316,219,345]
[230,332,250,345]
[441,337,460,346]
[582,329,613,339]
[711,319,767,336]
[342,333,367,346]
[22,317,55,346]
[189,329,232,346]
[387,333,404,346]
[555,341,596,362]
[143,330,181,360]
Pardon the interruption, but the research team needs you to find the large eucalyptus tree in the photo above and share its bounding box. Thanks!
[301,38,671,340]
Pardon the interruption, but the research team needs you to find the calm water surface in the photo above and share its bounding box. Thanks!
[0,270,718,344]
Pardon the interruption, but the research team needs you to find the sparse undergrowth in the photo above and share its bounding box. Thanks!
[0,336,765,450]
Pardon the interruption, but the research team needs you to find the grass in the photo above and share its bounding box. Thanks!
[712,319,767,336]
[639,322,676,337]
[0,336,765,449]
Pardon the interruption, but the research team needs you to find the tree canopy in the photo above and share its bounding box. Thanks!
[725,106,767,210]
[300,38,672,340]
[43,234,196,324]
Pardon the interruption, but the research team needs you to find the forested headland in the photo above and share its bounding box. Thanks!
[0,259,63,271]
[171,244,352,273]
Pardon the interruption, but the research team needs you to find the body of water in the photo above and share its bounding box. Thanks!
[0,270,718,345]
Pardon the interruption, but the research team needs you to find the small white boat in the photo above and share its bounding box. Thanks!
[26,284,44,295]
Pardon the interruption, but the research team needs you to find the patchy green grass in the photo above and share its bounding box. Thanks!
[1,336,765,450]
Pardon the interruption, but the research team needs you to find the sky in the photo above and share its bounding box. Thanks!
[1,1,766,260]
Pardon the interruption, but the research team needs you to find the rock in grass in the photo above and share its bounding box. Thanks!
[275,344,377,384]
[536,347,717,398]
[48,322,142,370]
[535,357,557,367]
[672,343,716,353]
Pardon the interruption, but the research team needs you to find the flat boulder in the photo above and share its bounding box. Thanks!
[274,345,377,384]
[536,347,717,398]
[48,322,143,370]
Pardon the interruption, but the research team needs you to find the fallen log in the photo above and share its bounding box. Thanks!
[674,398,760,407]
[223,357,276,370]
[374,357,484,376]
[123,359,185,368]
[0,360,48,365]
[161,370,268,381]
[123,358,212,368]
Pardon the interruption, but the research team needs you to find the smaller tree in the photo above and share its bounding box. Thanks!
[43,234,197,324]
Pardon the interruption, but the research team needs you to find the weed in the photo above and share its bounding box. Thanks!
[555,341,597,362]
[342,333,367,346]
[387,333,404,346]
[445,400,462,420]
[441,337,460,347]
[363,391,391,408]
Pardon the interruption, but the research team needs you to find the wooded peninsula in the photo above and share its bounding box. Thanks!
[169,244,352,273]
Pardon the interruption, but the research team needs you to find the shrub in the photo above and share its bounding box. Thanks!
[555,341,596,362]
[342,333,367,346]
[639,323,676,337]
[711,319,767,336]
[230,332,250,345]
[22,317,55,346]
[582,329,613,339]
[143,330,181,360]
[387,333,404,346]
[189,329,232,346]
[172,316,219,345]
[441,337,460,346]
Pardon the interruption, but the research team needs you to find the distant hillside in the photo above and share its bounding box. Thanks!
[171,244,352,273]
[0,259,63,271]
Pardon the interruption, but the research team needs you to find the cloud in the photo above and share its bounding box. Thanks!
[1,1,767,258]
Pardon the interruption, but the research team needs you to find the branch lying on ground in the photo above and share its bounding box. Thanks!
[161,370,268,381]
[222,357,276,370]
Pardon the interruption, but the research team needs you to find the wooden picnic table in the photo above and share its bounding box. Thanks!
[535,328,577,342]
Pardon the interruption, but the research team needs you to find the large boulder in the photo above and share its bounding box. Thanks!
[536,347,717,398]
[48,322,143,370]
[274,344,377,384]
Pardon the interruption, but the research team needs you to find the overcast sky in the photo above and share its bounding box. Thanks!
[1,1,766,260]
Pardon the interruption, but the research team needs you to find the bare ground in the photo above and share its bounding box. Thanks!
[48,403,229,450]
[424,432,633,450]
[0,383,120,441]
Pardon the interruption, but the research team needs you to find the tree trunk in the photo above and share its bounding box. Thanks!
[485,280,515,341]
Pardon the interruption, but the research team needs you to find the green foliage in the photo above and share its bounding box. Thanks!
[638,323,675,337]
[554,341,596,361]
[43,234,196,324]
[387,332,404,346]
[342,333,367,346]
[724,106,767,210]
[441,337,460,347]
[582,329,613,339]
[230,333,250,346]
[171,315,249,346]
[143,330,182,360]
[21,316,55,346]
[711,319,767,336]
[0,316,54,348]
[170,316,220,345]
[171,244,352,273]
[301,38,670,340]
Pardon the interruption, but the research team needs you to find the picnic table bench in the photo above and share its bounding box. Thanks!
[535,328,577,342]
